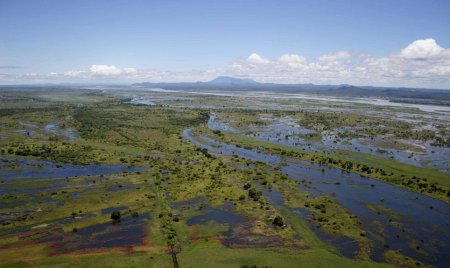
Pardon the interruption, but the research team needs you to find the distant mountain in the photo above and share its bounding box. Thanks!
[133,76,331,91]
[133,76,263,90]
[132,77,450,104]
[208,76,259,86]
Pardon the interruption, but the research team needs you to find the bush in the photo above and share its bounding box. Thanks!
[272,215,284,227]
[248,188,262,201]
[110,210,121,221]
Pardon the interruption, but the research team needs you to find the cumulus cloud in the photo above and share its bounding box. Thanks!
[400,38,445,59]
[318,51,351,62]
[123,67,137,74]
[223,39,450,88]
[278,54,308,68]
[64,70,85,77]
[247,53,270,64]
[3,38,450,88]
[90,65,122,75]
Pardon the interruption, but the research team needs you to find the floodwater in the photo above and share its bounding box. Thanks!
[185,202,285,248]
[0,155,150,252]
[183,128,450,266]
[31,212,152,253]
[209,114,450,173]
[207,114,239,133]
[65,213,151,251]
[256,182,358,258]
[129,87,450,114]
[44,122,79,141]
[187,203,246,227]
[0,156,142,183]
[187,202,247,238]
[0,155,143,213]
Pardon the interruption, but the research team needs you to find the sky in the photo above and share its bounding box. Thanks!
[1,0,450,88]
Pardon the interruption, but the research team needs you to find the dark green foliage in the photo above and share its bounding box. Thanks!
[248,188,262,201]
[243,183,251,190]
[272,215,284,227]
[110,210,121,221]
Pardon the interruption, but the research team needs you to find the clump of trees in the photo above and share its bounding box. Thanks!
[197,148,212,158]
[248,187,262,201]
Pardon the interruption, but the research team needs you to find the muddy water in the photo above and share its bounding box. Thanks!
[183,129,450,267]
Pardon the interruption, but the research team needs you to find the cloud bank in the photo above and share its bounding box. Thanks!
[2,38,450,88]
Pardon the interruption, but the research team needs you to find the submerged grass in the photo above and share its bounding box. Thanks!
[202,128,450,202]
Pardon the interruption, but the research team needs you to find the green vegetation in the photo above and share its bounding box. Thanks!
[272,216,284,227]
[0,89,447,267]
[110,211,121,221]
[202,127,450,202]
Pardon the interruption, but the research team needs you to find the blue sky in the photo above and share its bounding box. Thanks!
[1,0,450,87]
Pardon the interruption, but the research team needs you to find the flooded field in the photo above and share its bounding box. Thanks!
[0,155,150,254]
[1,88,449,267]
[183,128,450,266]
[207,113,450,173]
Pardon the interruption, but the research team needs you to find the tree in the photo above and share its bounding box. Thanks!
[273,215,284,227]
[110,210,121,221]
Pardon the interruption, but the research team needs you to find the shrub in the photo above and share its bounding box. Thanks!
[273,215,284,227]
[110,210,121,221]
[248,188,262,201]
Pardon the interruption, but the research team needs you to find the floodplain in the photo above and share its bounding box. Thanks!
[0,87,449,268]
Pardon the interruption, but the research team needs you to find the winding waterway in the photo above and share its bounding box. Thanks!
[183,128,450,267]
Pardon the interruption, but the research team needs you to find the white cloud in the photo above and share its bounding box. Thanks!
[278,54,308,68]
[400,38,445,59]
[64,70,85,77]
[123,67,137,74]
[90,65,122,75]
[318,51,351,62]
[3,39,450,88]
[247,53,270,64]
[223,39,450,87]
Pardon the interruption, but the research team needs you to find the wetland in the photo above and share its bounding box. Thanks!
[0,87,449,267]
